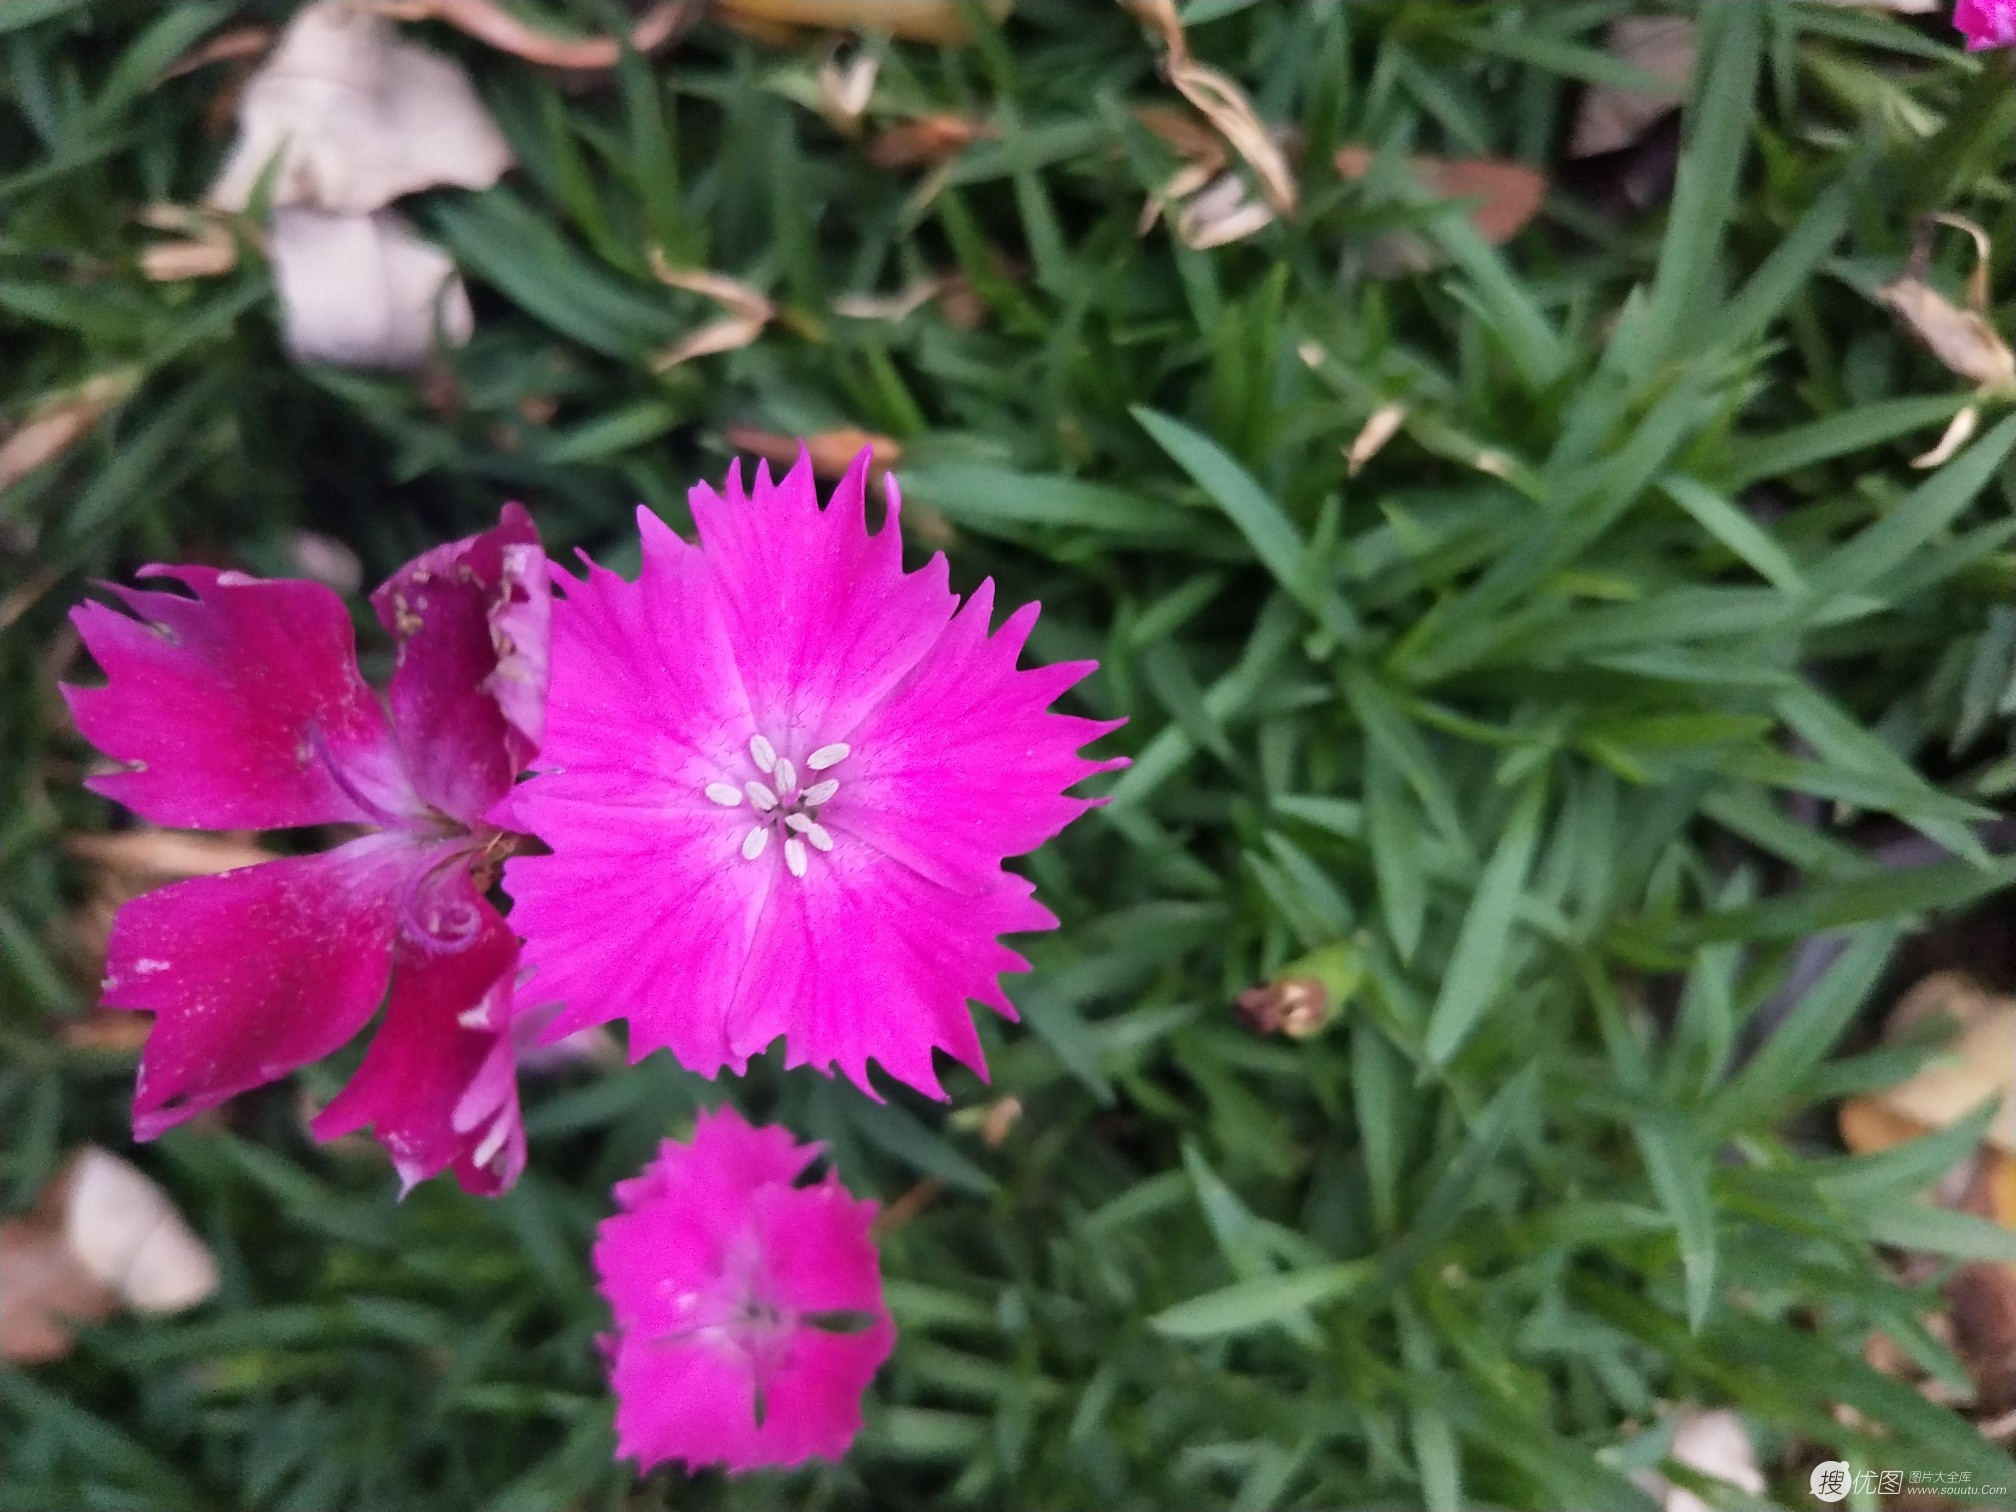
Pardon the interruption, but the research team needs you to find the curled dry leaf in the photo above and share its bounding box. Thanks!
[0,1147,219,1363]
[724,425,902,483]
[1346,402,1409,477]
[137,204,238,282]
[833,277,943,322]
[59,1148,220,1314]
[1629,1409,1764,1512]
[1870,973,2015,1153]
[267,209,474,370]
[1128,0,1297,218]
[1569,16,1695,159]
[1911,405,1981,469]
[163,23,274,80]
[360,0,697,68]
[1172,171,1275,249]
[0,371,139,492]
[1879,214,2016,399]
[207,0,514,216]
[817,50,879,136]
[715,0,1012,46]
[868,114,991,170]
[1336,146,1548,246]
[645,253,775,372]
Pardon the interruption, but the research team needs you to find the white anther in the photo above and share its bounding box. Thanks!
[773,757,797,796]
[807,743,851,770]
[784,837,808,877]
[749,735,778,772]
[705,782,744,807]
[801,779,839,807]
[804,821,834,852]
[742,826,770,860]
[745,781,779,811]
[784,813,813,833]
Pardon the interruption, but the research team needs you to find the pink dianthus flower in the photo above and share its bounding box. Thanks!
[501,449,1124,1098]
[1956,0,2016,48]
[595,1106,894,1474]
[64,506,550,1194]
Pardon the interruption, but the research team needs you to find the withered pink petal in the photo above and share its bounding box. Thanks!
[370,503,548,825]
[105,835,416,1139]
[66,568,409,830]
[310,869,525,1195]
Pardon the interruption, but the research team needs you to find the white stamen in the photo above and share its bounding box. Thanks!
[749,735,778,772]
[745,781,779,811]
[705,782,744,807]
[457,1004,491,1029]
[784,813,813,833]
[807,743,851,771]
[784,837,808,877]
[773,757,797,796]
[742,826,770,860]
[801,779,839,807]
[804,821,834,852]
[472,1114,510,1170]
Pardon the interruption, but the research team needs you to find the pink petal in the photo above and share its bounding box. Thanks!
[370,504,548,825]
[310,870,525,1196]
[727,850,1056,1098]
[834,577,1126,888]
[1956,0,2016,48]
[66,569,409,830]
[103,834,416,1139]
[595,1109,892,1475]
[687,451,957,744]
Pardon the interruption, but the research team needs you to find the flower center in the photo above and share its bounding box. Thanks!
[702,733,849,878]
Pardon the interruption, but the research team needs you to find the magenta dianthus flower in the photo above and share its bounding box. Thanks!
[595,1106,894,1474]
[64,506,550,1195]
[1956,0,2016,47]
[501,450,1124,1098]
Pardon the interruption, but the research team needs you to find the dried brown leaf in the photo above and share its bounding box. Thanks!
[0,1219,118,1364]
[716,0,1012,45]
[1880,214,2016,395]
[1871,977,2015,1153]
[362,0,697,68]
[1569,16,1695,159]
[1336,145,1547,246]
[0,372,138,492]
[867,114,990,170]
[1172,172,1275,249]
[723,425,902,482]
[1630,1408,1764,1512]
[645,255,775,371]
[1346,402,1409,476]
[69,829,277,882]
[163,23,274,79]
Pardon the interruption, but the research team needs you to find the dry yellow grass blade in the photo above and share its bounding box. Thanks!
[0,372,139,492]
[1127,0,1298,218]
[1346,403,1409,477]
[717,0,1011,46]
[361,0,697,68]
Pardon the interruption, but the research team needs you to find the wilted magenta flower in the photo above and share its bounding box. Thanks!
[65,506,550,1195]
[595,1106,894,1474]
[1955,0,2016,48]
[501,450,1124,1098]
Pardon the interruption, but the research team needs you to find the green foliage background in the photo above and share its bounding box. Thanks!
[4,1,2014,1507]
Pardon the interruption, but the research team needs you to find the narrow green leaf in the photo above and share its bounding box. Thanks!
[1633,1116,1718,1332]
[1133,406,1362,644]
[1424,779,1547,1064]
[1150,1262,1373,1340]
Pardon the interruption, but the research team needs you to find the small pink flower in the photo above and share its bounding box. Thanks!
[1956,0,2016,47]
[64,506,550,1195]
[595,1106,894,1474]
[501,449,1125,1098]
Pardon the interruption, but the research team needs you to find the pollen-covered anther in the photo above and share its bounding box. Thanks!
[714,732,844,874]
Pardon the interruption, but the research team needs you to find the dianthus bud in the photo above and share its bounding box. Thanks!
[1235,940,1362,1038]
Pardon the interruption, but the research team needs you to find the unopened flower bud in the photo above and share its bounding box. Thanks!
[1234,941,1362,1039]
